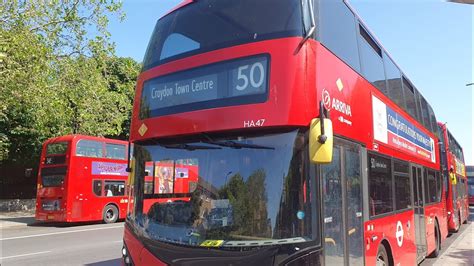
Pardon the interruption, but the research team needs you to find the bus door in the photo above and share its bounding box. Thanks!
[321,138,364,266]
[412,165,427,263]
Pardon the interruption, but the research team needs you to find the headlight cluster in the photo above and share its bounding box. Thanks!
[122,244,133,266]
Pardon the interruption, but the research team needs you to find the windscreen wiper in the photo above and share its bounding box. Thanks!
[203,140,274,150]
[161,143,221,151]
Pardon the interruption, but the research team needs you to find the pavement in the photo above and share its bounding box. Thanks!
[432,210,474,266]
[0,211,36,229]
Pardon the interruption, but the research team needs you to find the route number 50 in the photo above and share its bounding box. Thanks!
[236,62,265,91]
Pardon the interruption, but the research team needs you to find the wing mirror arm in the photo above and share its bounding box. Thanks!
[126,142,132,173]
[318,101,328,144]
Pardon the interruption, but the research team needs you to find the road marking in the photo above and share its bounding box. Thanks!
[0,225,123,241]
[1,251,51,260]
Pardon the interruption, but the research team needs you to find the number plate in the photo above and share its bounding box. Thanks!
[200,240,224,247]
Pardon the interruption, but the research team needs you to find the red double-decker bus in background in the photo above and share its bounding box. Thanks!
[438,123,469,232]
[36,135,129,223]
[141,160,199,212]
[122,1,449,265]
[468,166,474,205]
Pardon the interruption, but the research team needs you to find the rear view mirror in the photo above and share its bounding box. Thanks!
[309,118,333,164]
[449,172,457,185]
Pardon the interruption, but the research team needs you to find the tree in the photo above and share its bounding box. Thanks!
[0,0,141,167]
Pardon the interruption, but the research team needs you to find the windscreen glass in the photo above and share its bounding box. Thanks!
[129,130,319,249]
[142,0,303,70]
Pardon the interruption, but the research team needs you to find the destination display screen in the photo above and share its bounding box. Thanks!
[140,55,269,118]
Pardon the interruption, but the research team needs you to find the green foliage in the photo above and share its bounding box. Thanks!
[218,170,270,238]
[0,0,140,166]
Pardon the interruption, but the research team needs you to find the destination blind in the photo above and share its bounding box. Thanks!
[140,55,269,118]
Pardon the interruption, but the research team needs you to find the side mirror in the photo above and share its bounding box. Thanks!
[449,172,457,185]
[309,118,333,164]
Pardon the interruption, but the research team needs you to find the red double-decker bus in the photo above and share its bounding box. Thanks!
[36,135,129,223]
[141,160,199,212]
[438,123,469,232]
[468,166,474,205]
[122,1,448,265]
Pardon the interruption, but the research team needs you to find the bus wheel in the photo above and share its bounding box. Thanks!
[462,210,467,224]
[376,244,389,266]
[428,223,440,258]
[459,211,463,226]
[453,212,460,233]
[103,205,119,224]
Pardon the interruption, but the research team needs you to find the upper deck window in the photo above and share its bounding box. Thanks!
[105,143,126,160]
[383,53,404,109]
[142,0,303,71]
[76,140,103,158]
[160,33,200,60]
[402,77,419,121]
[46,142,68,155]
[319,0,360,72]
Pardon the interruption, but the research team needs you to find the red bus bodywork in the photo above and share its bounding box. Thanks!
[123,1,447,265]
[438,123,469,231]
[142,161,199,213]
[469,169,474,205]
[36,135,129,223]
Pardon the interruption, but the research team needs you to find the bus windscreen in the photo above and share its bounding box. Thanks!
[130,129,318,248]
[142,0,303,71]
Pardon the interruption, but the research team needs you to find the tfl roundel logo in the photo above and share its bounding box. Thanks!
[322,89,331,110]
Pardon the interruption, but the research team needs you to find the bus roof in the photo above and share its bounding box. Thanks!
[162,0,194,19]
[44,135,128,145]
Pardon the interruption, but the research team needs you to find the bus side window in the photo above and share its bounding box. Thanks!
[105,143,126,160]
[105,181,126,197]
[368,154,393,217]
[93,180,102,196]
[76,140,103,158]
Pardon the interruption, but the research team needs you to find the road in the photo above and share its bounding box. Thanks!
[0,207,472,266]
[0,222,124,266]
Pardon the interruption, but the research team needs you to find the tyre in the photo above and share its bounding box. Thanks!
[453,212,460,233]
[428,223,440,258]
[458,211,462,229]
[103,204,119,224]
[376,244,389,266]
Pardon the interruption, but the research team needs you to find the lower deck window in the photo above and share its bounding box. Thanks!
[92,180,125,197]
[93,180,102,196]
[105,181,125,196]
[369,154,393,216]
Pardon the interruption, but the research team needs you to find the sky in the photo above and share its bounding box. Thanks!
[108,0,473,165]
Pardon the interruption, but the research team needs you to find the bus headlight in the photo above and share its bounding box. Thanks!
[122,246,127,256]
[122,244,133,266]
